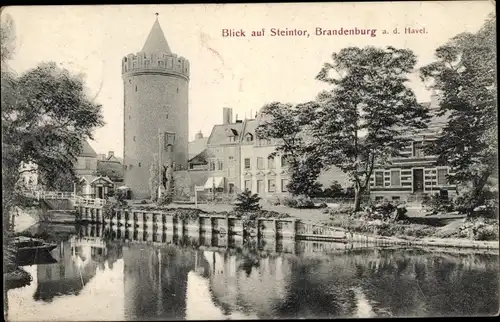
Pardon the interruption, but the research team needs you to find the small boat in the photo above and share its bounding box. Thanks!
[11,236,57,258]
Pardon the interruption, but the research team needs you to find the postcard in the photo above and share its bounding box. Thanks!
[2,2,498,321]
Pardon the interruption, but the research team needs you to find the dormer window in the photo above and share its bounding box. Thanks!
[246,133,254,142]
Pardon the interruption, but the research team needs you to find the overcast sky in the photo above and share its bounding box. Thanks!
[3,2,494,157]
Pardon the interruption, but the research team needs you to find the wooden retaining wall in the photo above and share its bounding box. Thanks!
[76,206,347,242]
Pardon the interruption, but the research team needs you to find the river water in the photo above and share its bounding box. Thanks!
[5,223,499,320]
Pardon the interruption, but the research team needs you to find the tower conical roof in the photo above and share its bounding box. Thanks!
[141,16,172,54]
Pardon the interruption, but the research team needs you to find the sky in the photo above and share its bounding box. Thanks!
[2,2,494,158]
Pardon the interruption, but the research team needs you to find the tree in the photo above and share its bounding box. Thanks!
[2,58,104,227]
[313,46,430,211]
[255,101,324,197]
[149,153,160,201]
[419,14,497,212]
[234,189,262,212]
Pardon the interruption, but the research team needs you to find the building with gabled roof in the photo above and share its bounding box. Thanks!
[368,92,457,202]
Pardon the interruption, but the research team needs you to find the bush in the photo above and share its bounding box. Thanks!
[458,218,499,241]
[422,193,454,214]
[282,195,315,208]
[234,189,261,211]
[157,192,173,206]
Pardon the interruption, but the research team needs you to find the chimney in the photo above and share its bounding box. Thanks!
[195,130,203,140]
[108,151,114,159]
[222,107,233,125]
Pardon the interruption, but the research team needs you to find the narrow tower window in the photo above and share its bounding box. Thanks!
[133,136,136,142]
[135,85,137,92]
[177,87,179,93]
[129,80,131,84]
[166,113,168,119]
[128,115,131,120]
[138,162,141,167]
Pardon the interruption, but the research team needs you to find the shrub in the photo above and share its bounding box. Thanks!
[140,199,148,204]
[157,191,174,206]
[458,218,499,241]
[234,189,261,211]
[422,193,454,214]
[318,202,328,208]
[282,195,315,208]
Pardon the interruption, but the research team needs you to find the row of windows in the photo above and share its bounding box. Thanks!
[373,168,448,187]
[244,179,289,193]
[244,156,289,170]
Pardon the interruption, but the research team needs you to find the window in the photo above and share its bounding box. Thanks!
[229,136,235,142]
[135,85,137,92]
[129,115,131,120]
[133,136,136,142]
[392,196,401,202]
[209,161,216,171]
[229,156,234,161]
[375,171,384,187]
[85,159,91,169]
[244,158,251,169]
[437,168,448,185]
[166,113,168,119]
[268,156,275,169]
[257,180,264,193]
[268,179,276,192]
[281,155,289,167]
[228,183,235,194]
[217,160,224,171]
[244,180,252,191]
[390,170,401,186]
[138,162,141,167]
[281,179,289,192]
[375,196,384,201]
[257,157,264,170]
[413,141,424,157]
[177,87,179,93]
[246,134,253,142]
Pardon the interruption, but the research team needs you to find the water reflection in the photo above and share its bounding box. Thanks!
[6,224,499,320]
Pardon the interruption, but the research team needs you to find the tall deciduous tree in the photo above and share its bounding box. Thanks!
[313,46,430,211]
[2,53,104,226]
[255,101,323,197]
[420,14,497,211]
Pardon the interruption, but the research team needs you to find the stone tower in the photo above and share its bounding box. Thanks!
[122,15,190,199]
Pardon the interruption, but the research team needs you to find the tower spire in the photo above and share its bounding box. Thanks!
[142,14,172,54]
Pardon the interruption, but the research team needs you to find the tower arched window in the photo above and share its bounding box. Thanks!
[246,133,253,142]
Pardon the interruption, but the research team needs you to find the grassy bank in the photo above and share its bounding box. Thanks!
[327,208,499,242]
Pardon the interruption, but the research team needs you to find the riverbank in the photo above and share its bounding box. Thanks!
[124,201,499,250]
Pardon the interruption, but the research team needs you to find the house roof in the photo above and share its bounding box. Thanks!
[207,123,245,146]
[80,141,97,158]
[97,160,124,182]
[240,119,258,141]
[141,16,172,54]
[79,175,114,185]
[188,137,209,160]
[189,149,209,165]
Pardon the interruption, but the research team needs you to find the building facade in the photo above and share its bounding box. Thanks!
[122,16,190,199]
[203,108,243,193]
[239,118,291,199]
[369,92,456,201]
